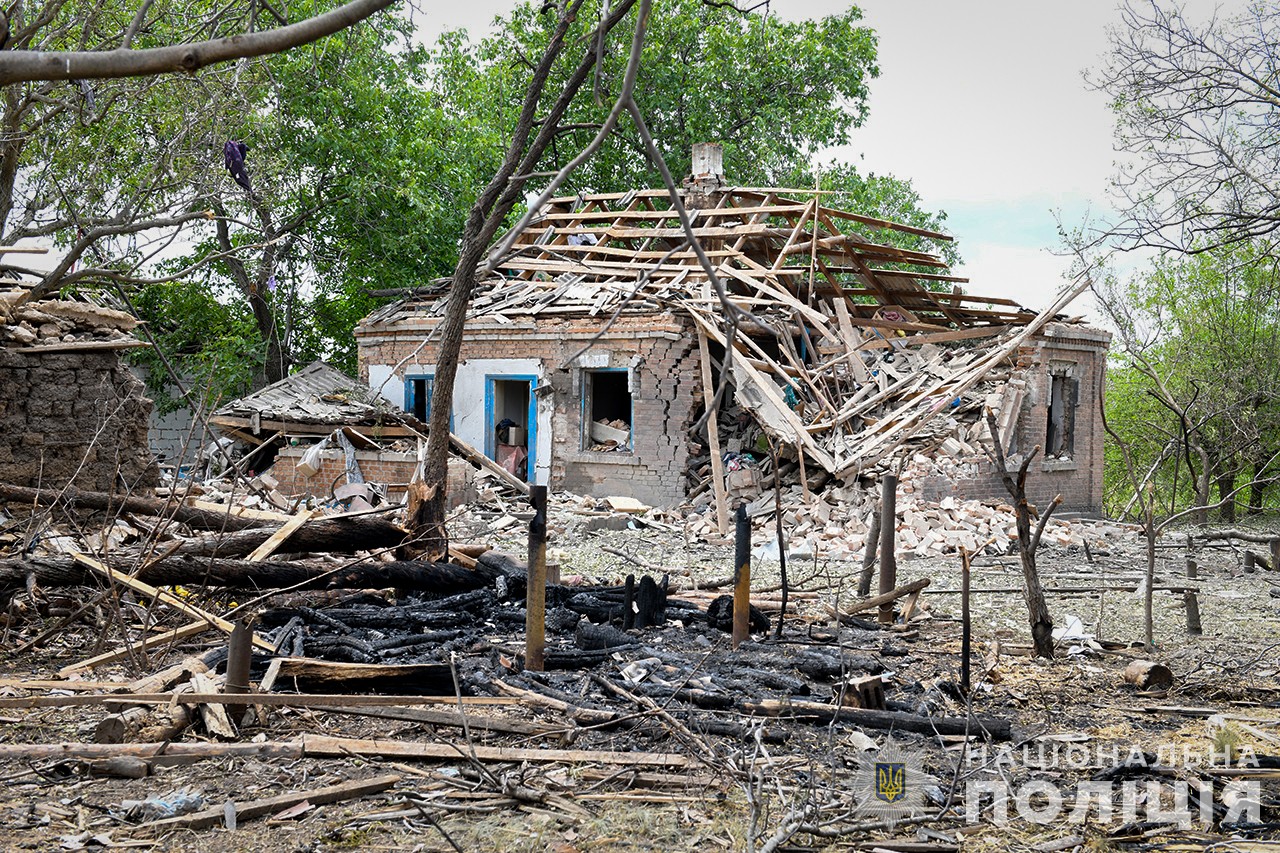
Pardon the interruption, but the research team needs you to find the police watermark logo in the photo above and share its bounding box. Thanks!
[875,762,906,804]
[852,742,934,824]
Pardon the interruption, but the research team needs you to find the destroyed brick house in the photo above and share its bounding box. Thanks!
[354,145,1110,514]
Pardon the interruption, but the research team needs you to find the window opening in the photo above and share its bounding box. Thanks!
[1046,372,1078,458]
[583,369,632,452]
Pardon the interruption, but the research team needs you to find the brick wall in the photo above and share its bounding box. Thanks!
[912,323,1111,514]
[0,348,157,492]
[358,312,701,507]
[269,446,475,509]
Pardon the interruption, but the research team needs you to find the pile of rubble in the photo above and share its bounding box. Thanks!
[0,294,141,348]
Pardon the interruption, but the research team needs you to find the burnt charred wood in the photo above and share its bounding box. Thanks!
[742,697,1012,740]
[543,648,614,669]
[622,574,635,629]
[369,630,467,653]
[0,482,264,532]
[706,594,769,634]
[303,636,376,663]
[635,575,666,628]
[749,649,884,681]
[161,514,409,558]
[298,607,357,635]
[633,684,734,710]
[574,621,640,652]
[668,711,787,743]
[0,555,503,593]
[546,606,582,635]
[563,592,624,623]
[732,667,811,696]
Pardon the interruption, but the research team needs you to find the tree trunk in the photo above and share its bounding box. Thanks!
[1248,460,1270,515]
[412,0,638,559]
[1016,497,1055,658]
[0,482,261,532]
[1216,467,1236,523]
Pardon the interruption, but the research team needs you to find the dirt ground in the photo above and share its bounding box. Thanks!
[1,506,1277,852]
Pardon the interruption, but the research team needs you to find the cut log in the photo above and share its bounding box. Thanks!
[166,513,410,558]
[0,482,261,532]
[93,707,152,744]
[1123,660,1174,690]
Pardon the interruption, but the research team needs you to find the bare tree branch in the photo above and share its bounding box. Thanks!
[0,0,394,85]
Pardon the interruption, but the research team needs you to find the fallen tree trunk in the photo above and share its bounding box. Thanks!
[0,554,504,592]
[0,483,261,532]
[161,513,410,558]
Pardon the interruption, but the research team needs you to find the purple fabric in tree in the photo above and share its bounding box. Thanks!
[224,141,252,192]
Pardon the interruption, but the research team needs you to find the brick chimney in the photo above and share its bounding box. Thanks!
[685,142,724,208]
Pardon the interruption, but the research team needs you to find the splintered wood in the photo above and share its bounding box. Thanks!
[367,186,1090,483]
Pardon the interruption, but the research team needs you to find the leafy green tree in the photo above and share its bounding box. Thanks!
[1099,243,1280,520]
[441,0,879,192]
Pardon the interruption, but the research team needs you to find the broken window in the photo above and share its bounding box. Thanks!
[405,374,432,422]
[1045,369,1079,458]
[583,369,632,452]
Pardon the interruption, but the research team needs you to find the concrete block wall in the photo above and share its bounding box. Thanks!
[357,312,701,507]
[0,348,158,492]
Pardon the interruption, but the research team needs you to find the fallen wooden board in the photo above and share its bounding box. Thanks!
[274,657,452,695]
[59,620,214,676]
[301,735,696,767]
[69,551,277,654]
[320,704,562,737]
[0,693,520,710]
[831,578,931,619]
[137,773,401,834]
[246,508,317,562]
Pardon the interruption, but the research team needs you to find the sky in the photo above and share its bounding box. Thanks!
[413,0,1250,317]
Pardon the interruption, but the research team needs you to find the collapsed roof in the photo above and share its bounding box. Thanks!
[362,176,1093,478]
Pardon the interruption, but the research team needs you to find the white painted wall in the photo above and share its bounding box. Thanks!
[365,357,551,486]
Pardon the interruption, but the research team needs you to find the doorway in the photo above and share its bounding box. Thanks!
[485,375,537,482]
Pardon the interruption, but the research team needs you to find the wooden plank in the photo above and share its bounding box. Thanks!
[856,325,1010,351]
[4,339,149,354]
[189,671,236,738]
[830,578,931,619]
[137,773,402,833]
[0,693,520,710]
[185,499,292,524]
[831,296,869,383]
[687,310,836,472]
[246,508,317,562]
[301,735,696,768]
[320,704,560,737]
[697,319,730,537]
[69,551,277,653]
[58,620,212,675]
